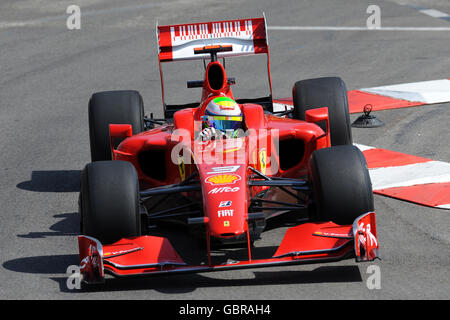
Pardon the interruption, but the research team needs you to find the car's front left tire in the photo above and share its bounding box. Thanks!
[292,77,352,146]
[88,90,145,162]
[80,160,141,244]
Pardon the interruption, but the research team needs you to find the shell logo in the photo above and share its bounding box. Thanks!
[205,174,241,185]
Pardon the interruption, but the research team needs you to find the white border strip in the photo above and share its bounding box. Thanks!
[353,143,376,153]
[419,9,449,18]
[361,79,450,104]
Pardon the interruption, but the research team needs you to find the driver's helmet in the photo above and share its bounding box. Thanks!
[201,97,243,134]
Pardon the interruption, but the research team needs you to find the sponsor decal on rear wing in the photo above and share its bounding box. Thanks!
[157,17,269,62]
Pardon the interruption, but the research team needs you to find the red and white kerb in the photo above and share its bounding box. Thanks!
[273,79,450,114]
[355,143,450,210]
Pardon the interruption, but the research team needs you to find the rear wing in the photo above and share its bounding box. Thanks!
[156,16,273,118]
[157,17,269,61]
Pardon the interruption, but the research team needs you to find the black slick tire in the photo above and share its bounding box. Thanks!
[292,77,352,146]
[89,90,145,161]
[80,160,141,244]
[309,145,374,225]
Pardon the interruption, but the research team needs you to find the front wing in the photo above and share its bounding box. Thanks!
[78,212,378,283]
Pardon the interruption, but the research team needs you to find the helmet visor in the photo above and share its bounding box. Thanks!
[202,115,243,132]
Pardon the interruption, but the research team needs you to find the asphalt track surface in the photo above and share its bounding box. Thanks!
[0,0,449,300]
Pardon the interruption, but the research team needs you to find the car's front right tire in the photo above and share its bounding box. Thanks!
[88,90,145,162]
[309,145,374,225]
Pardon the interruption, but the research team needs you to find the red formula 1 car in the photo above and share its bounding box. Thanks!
[78,17,379,284]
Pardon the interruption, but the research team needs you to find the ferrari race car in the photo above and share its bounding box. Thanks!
[78,17,379,284]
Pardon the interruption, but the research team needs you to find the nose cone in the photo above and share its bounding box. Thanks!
[198,162,248,238]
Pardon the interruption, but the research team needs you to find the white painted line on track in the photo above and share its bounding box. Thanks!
[419,9,449,19]
[267,26,450,31]
[0,3,161,29]
[397,2,450,22]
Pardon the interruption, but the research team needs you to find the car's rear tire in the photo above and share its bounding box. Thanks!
[80,160,141,244]
[309,145,374,225]
[89,90,145,162]
[292,77,352,146]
